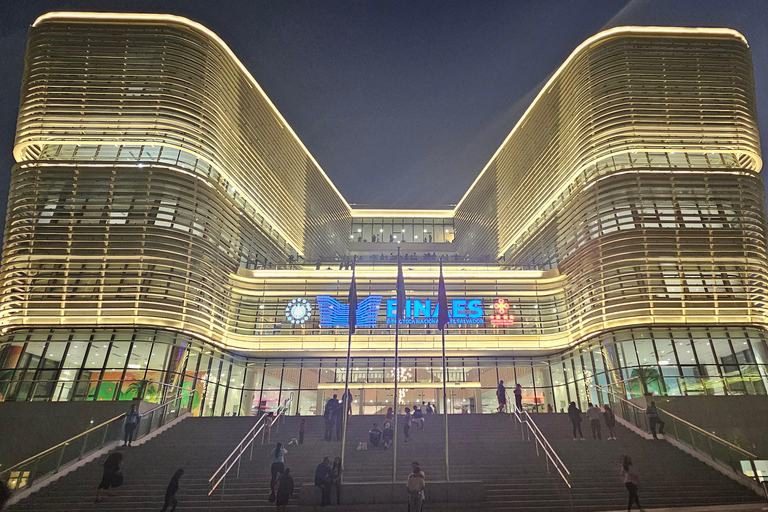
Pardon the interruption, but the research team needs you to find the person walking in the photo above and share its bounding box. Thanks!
[646,401,665,439]
[324,395,338,441]
[403,407,412,443]
[621,455,644,511]
[95,451,124,502]
[496,380,507,413]
[274,468,294,510]
[123,404,141,447]
[406,465,426,512]
[269,442,287,498]
[159,468,184,512]
[314,457,333,506]
[263,412,274,444]
[514,383,523,412]
[299,418,306,445]
[586,402,603,440]
[331,456,344,505]
[604,404,617,440]
[567,402,585,441]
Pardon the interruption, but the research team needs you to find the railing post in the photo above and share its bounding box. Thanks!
[54,444,68,473]
[706,436,715,460]
[673,417,679,440]
[101,423,110,448]
[690,427,696,450]
[30,456,41,487]
[78,433,90,460]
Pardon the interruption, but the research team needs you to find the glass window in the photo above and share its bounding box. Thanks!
[106,342,130,370]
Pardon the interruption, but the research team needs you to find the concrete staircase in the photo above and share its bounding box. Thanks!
[530,412,764,511]
[7,411,763,511]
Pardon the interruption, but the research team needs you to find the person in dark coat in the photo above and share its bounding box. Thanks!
[567,402,585,441]
[160,468,184,511]
[496,380,507,413]
[275,468,294,510]
[314,457,332,506]
[324,395,339,441]
[603,404,617,440]
[95,451,124,502]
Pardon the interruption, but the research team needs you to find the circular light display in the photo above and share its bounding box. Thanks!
[285,298,312,324]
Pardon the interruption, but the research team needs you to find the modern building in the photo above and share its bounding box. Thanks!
[1,13,766,418]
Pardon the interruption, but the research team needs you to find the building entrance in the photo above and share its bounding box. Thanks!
[316,382,482,415]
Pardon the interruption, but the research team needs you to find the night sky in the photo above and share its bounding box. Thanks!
[1,0,767,221]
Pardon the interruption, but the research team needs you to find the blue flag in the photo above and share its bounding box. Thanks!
[348,261,357,334]
[437,260,449,331]
[396,249,406,320]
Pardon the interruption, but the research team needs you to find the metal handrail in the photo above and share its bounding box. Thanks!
[506,396,571,489]
[596,384,766,496]
[1,388,194,490]
[522,410,571,476]
[208,404,287,498]
[595,384,757,459]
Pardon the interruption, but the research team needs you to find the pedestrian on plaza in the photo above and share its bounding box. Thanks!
[586,402,603,440]
[314,456,333,506]
[646,401,665,439]
[514,383,523,412]
[604,404,617,440]
[263,412,274,444]
[369,423,383,448]
[426,402,434,414]
[382,422,394,448]
[403,407,412,443]
[620,455,644,511]
[385,407,394,423]
[299,418,306,445]
[331,456,344,504]
[95,451,124,502]
[123,403,141,447]
[567,402,585,441]
[406,465,426,512]
[413,405,425,430]
[275,468,294,510]
[159,468,184,512]
[334,401,344,441]
[547,403,554,413]
[344,390,353,415]
[496,380,507,413]
[269,442,287,497]
[324,395,338,441]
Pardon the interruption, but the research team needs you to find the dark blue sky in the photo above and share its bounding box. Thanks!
[1,0,767,212]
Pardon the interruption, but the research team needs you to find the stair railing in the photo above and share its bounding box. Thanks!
[596,384,766,497]
[0,388,194,495]
[507,393,571,490]
[207,404,286,504]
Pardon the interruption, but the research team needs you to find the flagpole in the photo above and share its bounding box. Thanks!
[340,257,356,472]
[392,247,401,483]
[437,258,450,482]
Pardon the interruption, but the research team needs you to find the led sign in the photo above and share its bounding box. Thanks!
[285,298,312,325]
[490,298,515,327]
[316,295,382,328]
[386,299,483,325]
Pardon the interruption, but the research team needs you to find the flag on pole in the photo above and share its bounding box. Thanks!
[437,259,449,331]
[396,249,406,321]
[348,259,357,334]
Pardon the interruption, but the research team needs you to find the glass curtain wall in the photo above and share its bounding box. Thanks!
[1,325,767,415]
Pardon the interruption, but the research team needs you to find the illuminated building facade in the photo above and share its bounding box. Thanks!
[1,13,767,416]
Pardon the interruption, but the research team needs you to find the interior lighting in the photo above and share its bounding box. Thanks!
[658,360,669,365]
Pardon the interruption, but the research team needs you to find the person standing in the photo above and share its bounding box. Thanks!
[159,468,184,512]
[496,380,507,413]
[275,468,294,511]
[269,442,287,497]
[567,402,585,441]
[586,402,603,440]
[263,412,274,444]
[298,418,306,445]
[646,401,665,439]
[344,390,353,416]
[331,457,344,505]
[385,407,394,423]
[403,407,412,443]
[123,404,141,447]
[621,455,644,511]
[514,384,523,412]
[324,395,338,442]
[426,402,434,414]
[604,404,617,440]
[406,465,426,512]
[314,457,333,506]
[95,451,124,502]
